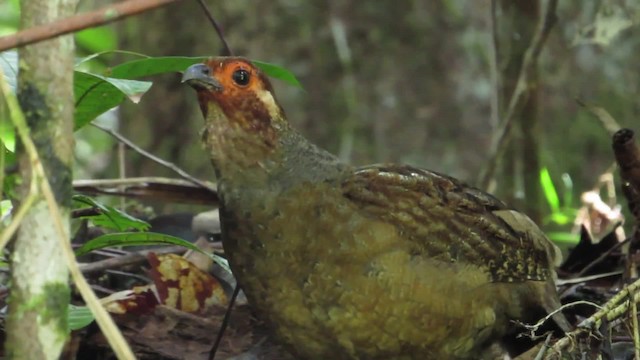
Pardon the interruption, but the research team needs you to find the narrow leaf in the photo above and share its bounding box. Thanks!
[68,305,95,331]
[74,232,206,257]
[72,195,150,232]
[539,167,560,212]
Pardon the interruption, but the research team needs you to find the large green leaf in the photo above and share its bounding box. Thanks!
[2,51,300,131]
[110,56,302,87]
[253,60,301,87]
[74,71,151,130]
[110,56,204,79]
[75,26,117,53]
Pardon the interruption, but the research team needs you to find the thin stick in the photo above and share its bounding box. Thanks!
[479,0,559,189]
[195,0,233,56]
[79,245,186,274]
[208,284,240,360]
[575,236,630,277]
[92,122,215,191]
[631,289,640,360]
[0,0,181,52]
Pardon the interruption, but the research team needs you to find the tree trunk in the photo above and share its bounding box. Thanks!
[6,0,78,358]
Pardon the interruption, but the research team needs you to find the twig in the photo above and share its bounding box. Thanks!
[533,333,553,360]
[479,0,559,189]
[576,99,621,136]
[208,284,240,360]
[0,68,135,359]
[523,300,603,334]
[79,245,186,274]
[92,122,215,192]
[575,235,630,277]
[557,270,623,286]
[0,0,181,52]
[195,0,233,56]
[631,289,640,360]
[488,0,501,128]
[0,189,37,252]
[546,278,640,358]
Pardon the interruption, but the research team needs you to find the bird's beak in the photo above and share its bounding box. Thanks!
[182,63,223,91]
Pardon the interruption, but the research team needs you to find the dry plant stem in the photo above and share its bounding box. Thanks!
[0,183,37,252]
[547,278,640,358]
[195,0,233,56]
[0,70,135,359]
[73,176,210,187]
[0,0,181,52]
[533,333,553,360]
[79,245,186,274]
[557,270,622,286]
[575,236,630,277]
[92,123,214,191]
[631,292,640,359]
[479,0,558,189]
[488,0,501,128]
[576,99,621,136]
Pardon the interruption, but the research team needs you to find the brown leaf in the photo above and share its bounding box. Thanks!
[147,252,227,313]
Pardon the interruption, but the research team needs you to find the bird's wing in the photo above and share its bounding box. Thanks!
[341,164,561,283]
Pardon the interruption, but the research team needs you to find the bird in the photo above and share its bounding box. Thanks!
[182,57,569,360]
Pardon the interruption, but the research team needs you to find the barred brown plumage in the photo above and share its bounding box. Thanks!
[183,57,570,360]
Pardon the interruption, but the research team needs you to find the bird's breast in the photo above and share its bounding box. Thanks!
[218,183,506,359]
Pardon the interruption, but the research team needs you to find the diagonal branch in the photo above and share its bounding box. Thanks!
[0,0,181,52]
[195,0,234,56]
[479,0,559,190]
[92,122,215,192]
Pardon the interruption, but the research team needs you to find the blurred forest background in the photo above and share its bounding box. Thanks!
[2,0,639,244]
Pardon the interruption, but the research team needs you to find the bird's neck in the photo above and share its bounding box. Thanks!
[201,104,350,203]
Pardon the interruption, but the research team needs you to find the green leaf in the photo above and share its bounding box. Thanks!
[0,50,18,92]
[74,71,151,129]
[72,195,150,232]
[110,56,205,79]
[253,60,302,87]
[548,212,571,225]
[109,56,302,87]
[76,50,149,68]
[1,109,15,152]
[75,26,117,53]
[561,173,574,208]
[1,51,17,151]
[68,305,94,331]
[539,167,560,213]
[547,231,579,245]
[0,199,12,219]
[72,231,232,273]
[74,231,206,257]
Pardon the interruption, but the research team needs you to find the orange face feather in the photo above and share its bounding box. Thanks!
[183,57,284,148]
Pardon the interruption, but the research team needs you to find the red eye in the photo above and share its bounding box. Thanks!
[232,69,250,86]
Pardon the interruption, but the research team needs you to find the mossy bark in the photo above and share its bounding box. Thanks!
[6,0,78,358]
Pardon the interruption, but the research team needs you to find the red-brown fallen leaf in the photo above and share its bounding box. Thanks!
[102,285,160,315]
[147,252,227,313]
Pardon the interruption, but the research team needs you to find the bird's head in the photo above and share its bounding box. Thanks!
[182,57,287,150]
